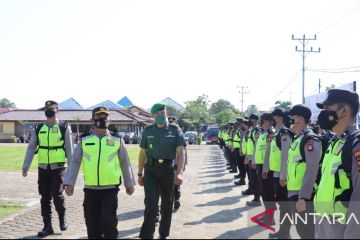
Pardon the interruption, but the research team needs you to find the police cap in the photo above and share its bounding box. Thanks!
[44,100,58,110]
[92,106,110,118]
[316,89,359,111]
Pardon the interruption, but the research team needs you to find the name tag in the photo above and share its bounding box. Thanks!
[52,128,58,133]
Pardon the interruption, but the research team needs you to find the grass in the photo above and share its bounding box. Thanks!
[0,200,24,220]
[0,145,140,171]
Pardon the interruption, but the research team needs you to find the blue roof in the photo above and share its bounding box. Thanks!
[88,100,124,110]
[59,98,83,110]
[117,96,133,108]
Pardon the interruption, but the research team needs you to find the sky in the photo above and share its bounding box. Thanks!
[1,0,360,111]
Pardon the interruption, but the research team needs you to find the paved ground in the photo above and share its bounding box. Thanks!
[0,145,299,239]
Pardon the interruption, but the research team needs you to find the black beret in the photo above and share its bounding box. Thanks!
[260,112,273,121]
[289,104,312,122]
[249,114,259,120]
[272,108,286,117]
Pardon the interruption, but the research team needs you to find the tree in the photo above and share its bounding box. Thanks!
[209,99,237,115]
[273,100,292,111]
[166,105,183,119]
[215,109,237,124]
[0,98,16,108]
[245,104,259,116]
[182,94,210,122]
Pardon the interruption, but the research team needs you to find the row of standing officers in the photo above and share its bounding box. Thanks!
[218,88,360,239]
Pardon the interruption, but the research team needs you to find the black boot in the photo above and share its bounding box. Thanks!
[59,214,68,231]
[37,217,54,238]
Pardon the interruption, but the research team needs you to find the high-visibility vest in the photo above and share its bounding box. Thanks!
[37,124,66,164]
[82,135,122,186]
[287,135,306,191]
[314,138,350,223]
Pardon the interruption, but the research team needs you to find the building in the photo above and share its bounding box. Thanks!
[0,108,153,143]
[117,96,134,108]
[160,97,185,111]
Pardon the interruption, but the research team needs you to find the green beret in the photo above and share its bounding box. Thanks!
[151,103,166,113]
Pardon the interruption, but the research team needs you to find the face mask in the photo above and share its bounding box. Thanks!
[45,109,55,118]
[155,115,166,125]
[318,110,338,130]
[94,117,109,129]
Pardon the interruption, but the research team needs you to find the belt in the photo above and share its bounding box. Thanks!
[148,158,174,166]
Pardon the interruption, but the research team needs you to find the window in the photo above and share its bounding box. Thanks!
[0,124,3,133]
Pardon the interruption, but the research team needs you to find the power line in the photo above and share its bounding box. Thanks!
[292,34,320,104]
[307,68,360,73]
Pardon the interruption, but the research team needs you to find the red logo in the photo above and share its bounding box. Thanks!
[250,208,276,232]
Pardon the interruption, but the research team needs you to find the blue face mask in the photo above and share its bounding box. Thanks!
[155,115,166,124]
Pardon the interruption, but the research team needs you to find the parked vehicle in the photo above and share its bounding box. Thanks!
[206,127,219,144]
[184,131,197,145]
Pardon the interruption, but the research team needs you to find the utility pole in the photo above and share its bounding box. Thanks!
[292,34,320,104]
[318,79,321,93]
[237,85,250,112]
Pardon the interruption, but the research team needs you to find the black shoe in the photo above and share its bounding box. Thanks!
[268,231,291,239]
[227,166,232,170]
[159,234,167,239]
[229,169,237,173]
[37,217,54,238]
[234,180,246,186]
[234,174,241,179]
[242,189,253,195]
[246,200,262,207]
[59,215,68,231]
[174,200,180,210]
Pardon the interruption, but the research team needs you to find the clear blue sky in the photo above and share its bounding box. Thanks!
[1,0,360,110]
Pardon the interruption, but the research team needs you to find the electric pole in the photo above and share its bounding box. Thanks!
[318,79,321,93]
[237,85,249,112]
[292,34,320,104]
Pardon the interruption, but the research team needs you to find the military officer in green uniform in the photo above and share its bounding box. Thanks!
[138,103,186,239]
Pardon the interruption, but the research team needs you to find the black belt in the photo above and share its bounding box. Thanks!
[148,158,174,166]
[38,146,63,150]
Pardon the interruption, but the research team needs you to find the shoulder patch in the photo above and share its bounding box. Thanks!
[353,150,360,171]
[306,140,314,152]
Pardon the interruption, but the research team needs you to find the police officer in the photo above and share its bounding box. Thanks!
[234,117,247,185]
[138,103,186,239]
[314,89,360,239]
[242,114,260,197]
[248,113,275,210]
[228,122,238,174]
[264,108,293,239]
[22,100,73,237]
[64,107,135,239]
[168,116,187,211]
[287,104,322,239]
[218,125,225,149]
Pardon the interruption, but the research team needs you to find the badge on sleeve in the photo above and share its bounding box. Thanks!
[306,140,314,152]
[267,134,273,142]
[353,150,360,171]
